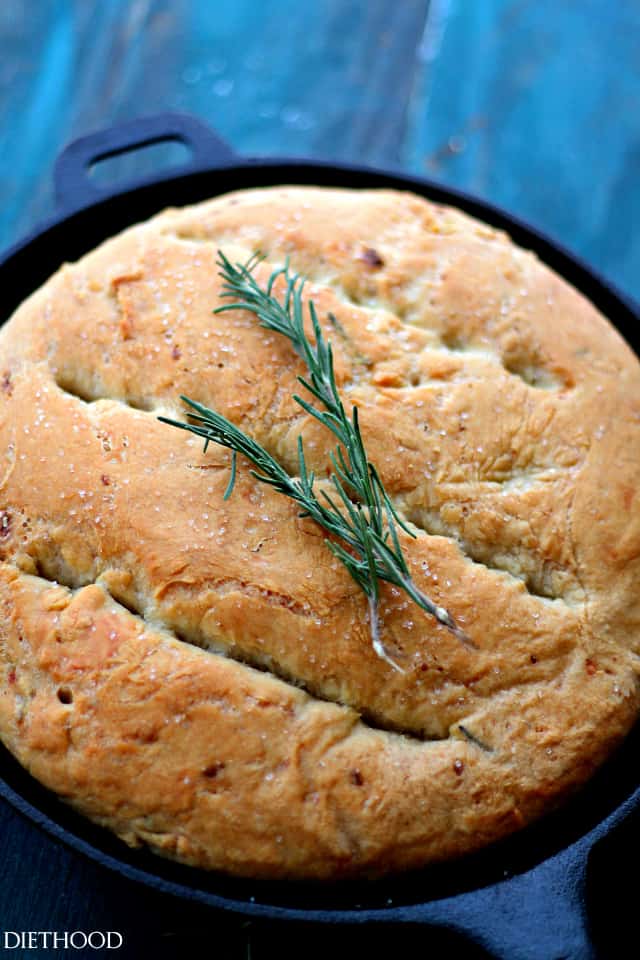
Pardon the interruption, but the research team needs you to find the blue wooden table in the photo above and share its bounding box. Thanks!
[1,2,638,956]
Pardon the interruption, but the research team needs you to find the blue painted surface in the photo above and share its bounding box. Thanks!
[407,0,640,302]
[1,0,638,304]
[0,2,639,957]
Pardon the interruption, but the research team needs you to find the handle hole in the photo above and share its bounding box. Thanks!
[88,138,193,188]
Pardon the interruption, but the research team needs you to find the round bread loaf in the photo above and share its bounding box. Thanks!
[0,187,639,879]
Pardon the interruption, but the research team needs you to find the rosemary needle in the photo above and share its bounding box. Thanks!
[159,252,474,668]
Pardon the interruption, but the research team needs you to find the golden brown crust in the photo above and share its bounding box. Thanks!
[0,186,639,878]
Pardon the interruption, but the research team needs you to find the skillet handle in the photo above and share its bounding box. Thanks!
[411,840,595,960]
[54,112,237,216]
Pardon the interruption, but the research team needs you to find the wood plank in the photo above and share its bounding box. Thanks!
[404,0,640,302]
[0,0,430,250]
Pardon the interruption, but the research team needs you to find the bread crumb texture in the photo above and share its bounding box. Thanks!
[1,187,639,878]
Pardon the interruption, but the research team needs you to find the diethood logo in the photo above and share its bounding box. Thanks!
[3,931,123,950]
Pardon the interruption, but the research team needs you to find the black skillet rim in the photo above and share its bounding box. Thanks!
[1,152,640,925]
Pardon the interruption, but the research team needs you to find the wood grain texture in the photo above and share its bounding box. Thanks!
[0,0,431,253]
[1,0,637,306]
[0,0,638,955]
[407,0,640,301]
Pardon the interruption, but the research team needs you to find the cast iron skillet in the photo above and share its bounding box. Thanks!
[1,113,639,960]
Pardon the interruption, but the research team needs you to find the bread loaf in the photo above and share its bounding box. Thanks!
[1,187,639,878]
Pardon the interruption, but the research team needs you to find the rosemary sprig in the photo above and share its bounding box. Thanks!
[159,253,473,668]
